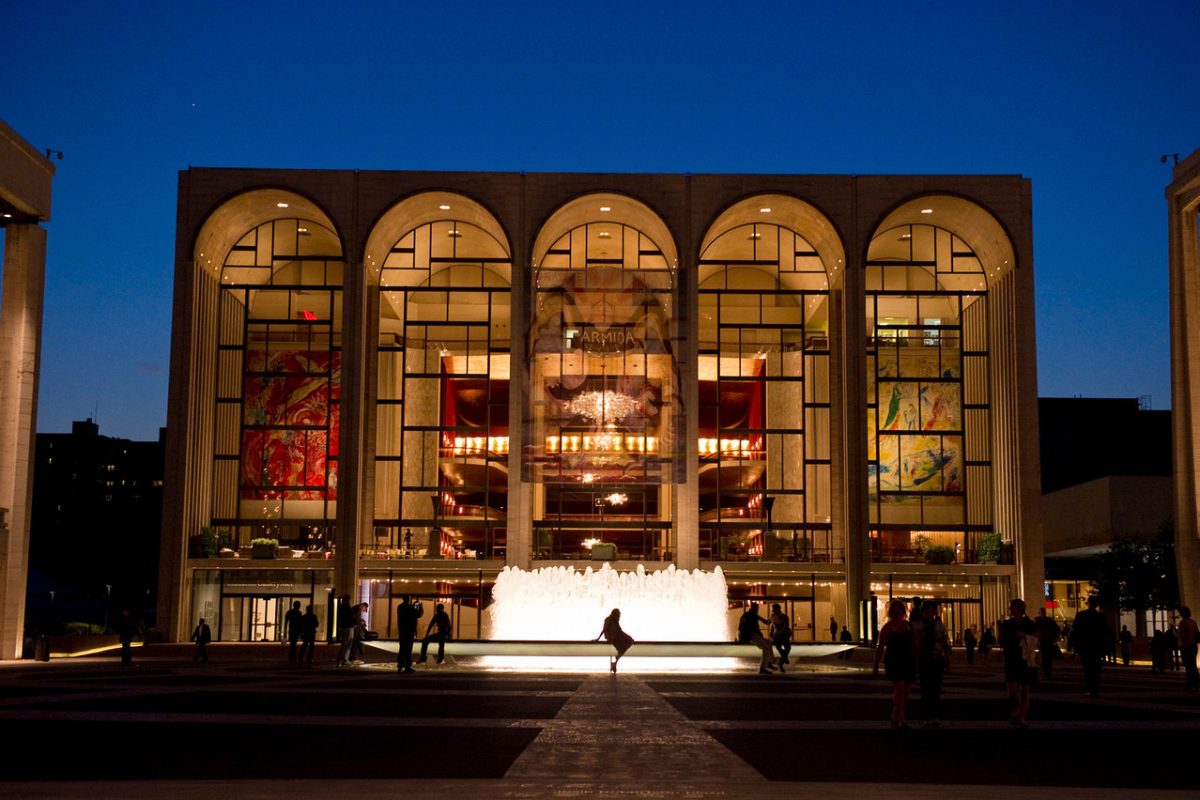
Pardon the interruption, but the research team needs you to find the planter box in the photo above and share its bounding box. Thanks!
[591,543,617,561]
[251,544,278,559]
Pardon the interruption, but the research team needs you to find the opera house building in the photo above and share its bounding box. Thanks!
[157,169,1043,645]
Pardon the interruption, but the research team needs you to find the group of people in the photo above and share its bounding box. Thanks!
[394,595,452,673]
[736,602,795,673]
[873,598,952,728]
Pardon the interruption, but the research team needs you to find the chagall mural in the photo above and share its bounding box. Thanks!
[868,349,963,501]
[240,350,340,500]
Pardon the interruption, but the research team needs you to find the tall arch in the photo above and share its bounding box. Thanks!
[366,193,512,581]
[863,195,1017,582]
[527,193,679,562]
[696,194,844,634]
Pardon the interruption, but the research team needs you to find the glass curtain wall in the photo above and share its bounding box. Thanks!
[373,219,511,560]
[211,219,343,552]
[698,223,832,562]
[866,223,993,564]
[529,221,678,560]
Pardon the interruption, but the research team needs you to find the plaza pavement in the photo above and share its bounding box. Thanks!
[0,643,1197,798]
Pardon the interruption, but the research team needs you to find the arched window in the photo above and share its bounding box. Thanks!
[866,215,997,564]
[371,198,512,561]
[696,195,841,567]
[529,195,677,562]
[212,217,344,550]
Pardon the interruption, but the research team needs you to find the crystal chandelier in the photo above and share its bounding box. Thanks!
[564,389,639,423]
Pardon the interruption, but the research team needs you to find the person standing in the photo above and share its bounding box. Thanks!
[978,625,995,664]
[395,595,422,673]
[1165,624,1180,671]
[1177,606,1199,690]
[768,603,792,672]
[418,603,452,664]
[284,601,304,665]
[963,625,977,666]
[1118,625,1134,666]
[829,616,839,642]
[298,604,319,665]
[914,600,950,727]
[1035,609,1060,681]
[335,595,355,667]
[191,617,212,662]
[1000,598,1038,728]
[595,608,635,673]
[350,602,368,665]
[1070,595,1106,697]
[115,608,138,667]
[838,626,854,660]
[738,603,775,675]
[873,599,916,728]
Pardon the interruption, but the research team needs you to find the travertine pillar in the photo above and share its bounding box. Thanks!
[1169,150,1200,608]
[0,224,46,659]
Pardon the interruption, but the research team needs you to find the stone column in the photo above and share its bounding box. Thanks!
[0,224,46,659]
[335,256,367,600]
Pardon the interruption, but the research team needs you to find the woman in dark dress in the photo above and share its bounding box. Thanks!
[873,599,917,728]
[999,597,1038,728]
[595,608,634,673]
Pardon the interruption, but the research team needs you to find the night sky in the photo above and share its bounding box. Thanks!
[2,2,1198,441]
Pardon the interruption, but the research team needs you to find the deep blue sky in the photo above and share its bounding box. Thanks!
[2,2,1198,440]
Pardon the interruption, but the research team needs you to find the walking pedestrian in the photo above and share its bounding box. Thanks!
[395,595,422,673]
[1070,595,1106,697]
[874,599,916,728]
[284,600,303,664]
[1177,606,1199,690]
[914,600,950,727]
[769,603,791,672]
[595,608,634,673]
[1000,598,1038,728]
[418,603,452,664]
[737,603,775,674]
[191,617,211,662]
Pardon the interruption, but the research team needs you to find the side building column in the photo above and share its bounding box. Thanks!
[675,179,699,570]
[0,224,46,659]
[508,182,532,570]
[840,213,871,638]
[336,256,368,601]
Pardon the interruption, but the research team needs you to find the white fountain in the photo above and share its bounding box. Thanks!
[486,563,732,671]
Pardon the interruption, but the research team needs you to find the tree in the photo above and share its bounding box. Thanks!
[1091,523,1179,638]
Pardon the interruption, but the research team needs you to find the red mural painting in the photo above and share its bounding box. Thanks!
[240,350,340,500]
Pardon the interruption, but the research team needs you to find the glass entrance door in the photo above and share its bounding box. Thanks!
[249,597,279,641]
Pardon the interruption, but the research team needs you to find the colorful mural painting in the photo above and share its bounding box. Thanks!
[240,350,341,499]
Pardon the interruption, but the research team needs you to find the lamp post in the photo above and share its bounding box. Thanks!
[104,584,112,633]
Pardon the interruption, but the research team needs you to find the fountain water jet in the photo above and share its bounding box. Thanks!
[486,563,733,671]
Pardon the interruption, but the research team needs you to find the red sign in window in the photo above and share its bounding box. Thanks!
[298,310,317,321]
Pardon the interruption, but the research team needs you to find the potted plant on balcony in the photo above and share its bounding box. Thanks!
[924,545,955,565]
[977,532,1002,565]
[250,537,279,559]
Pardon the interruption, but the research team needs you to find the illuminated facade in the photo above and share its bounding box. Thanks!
[1169,148,1200,609]
[159,169,1042,644]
